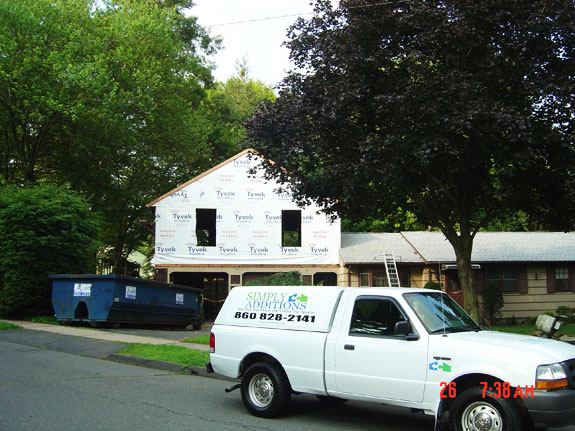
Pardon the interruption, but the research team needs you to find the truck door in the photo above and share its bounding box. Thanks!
[329,294,428,403]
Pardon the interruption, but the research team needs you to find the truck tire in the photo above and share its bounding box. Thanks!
[241,362,291,418]
[449,386,524,431]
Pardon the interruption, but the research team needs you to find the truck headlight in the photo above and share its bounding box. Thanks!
[536,363,568,390]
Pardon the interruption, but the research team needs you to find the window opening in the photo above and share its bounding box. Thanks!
[281,210,301,247]
[196,209,216,246]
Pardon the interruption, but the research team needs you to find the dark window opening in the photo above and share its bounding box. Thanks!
[196,209,216,246]
[282,210,301,247]
[313,272,337,286]
[171,272,228,320]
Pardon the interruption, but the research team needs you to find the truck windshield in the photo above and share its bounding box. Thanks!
[403,292,480,334]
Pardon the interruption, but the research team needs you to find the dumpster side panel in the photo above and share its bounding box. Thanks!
[108,280,202,326]
[51,275,202,327]
[51,280,88,321]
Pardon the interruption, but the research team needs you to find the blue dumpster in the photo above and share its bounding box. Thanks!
[49,274,203,328]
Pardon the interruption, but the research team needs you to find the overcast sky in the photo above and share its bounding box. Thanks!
[191,0,319,88]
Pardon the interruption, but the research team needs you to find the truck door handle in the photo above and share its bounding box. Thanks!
[344,344,355,350]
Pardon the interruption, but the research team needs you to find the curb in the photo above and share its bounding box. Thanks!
[105,354,236,382]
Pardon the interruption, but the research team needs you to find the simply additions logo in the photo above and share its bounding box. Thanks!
[245,291,309,311]
[429,361,452,372]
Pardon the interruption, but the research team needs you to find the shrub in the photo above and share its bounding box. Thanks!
[0,185,101,317]
[556,305,575,324]
[244,271,303,286]
[423,280,442,290]
[482,281,504,326]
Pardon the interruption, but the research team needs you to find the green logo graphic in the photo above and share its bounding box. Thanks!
[429,361,452,372]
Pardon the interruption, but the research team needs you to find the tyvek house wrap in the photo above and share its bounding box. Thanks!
[151,152,341,265]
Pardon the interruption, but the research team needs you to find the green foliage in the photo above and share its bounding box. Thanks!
[0,321,22,330]
[116,343,210,368]
[0,0,222,274]
[244,271,303,286]
[423,281,442,291]
[182,334,210,345]
[0,185,101,317]
[494,325,575,337]
[556,306,575,317]
[482,281,505,326]
[27,315,61,325]
[199,61,275,157]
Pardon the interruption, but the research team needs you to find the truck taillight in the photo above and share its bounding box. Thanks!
[209,332,215,353]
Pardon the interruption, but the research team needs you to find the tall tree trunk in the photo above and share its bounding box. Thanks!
[443,229,480,322]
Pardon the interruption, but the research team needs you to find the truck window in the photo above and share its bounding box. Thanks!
[403,292,479,333]
[349,298,407,337]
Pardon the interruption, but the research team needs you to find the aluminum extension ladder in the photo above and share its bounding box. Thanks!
[384,253,401,287]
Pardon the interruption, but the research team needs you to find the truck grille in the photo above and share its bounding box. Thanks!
[564,358,575,389]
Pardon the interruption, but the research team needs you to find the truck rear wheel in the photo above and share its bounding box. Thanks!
[449,386,524,431]
[241,362,291,418]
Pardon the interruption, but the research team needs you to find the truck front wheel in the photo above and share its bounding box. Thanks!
[241,362,291,418]
[449,386,524,431]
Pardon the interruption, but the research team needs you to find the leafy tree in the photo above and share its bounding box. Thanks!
[0,0,220,273]
[198,61,276,159]
[342,208,426,232]
[246,0,574,320]
[0,185,101,317]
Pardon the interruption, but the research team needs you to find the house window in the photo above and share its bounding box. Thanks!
[373,273,388,287]
[502,267,518,293]
[196,209,216,246]
[281,210,301,247]
[359,273,370,287]
[555,267,570,291]
[485,266,518,293]
[400,272,410,287]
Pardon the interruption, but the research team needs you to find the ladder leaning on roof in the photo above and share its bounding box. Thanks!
[384,253,401,287]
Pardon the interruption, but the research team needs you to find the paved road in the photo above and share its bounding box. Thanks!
[1,327,574,431]
[0,332,434,431]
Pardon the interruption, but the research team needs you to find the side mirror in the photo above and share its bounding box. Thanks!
[394,320,419,341]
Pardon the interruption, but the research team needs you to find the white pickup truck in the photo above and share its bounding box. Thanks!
[207,286,575,431]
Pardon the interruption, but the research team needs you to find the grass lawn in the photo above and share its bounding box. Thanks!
[26,315,61,325]
[116,343,210,368]
[493,325,575,336]
[182,334,210,345]
[0,321,22,330]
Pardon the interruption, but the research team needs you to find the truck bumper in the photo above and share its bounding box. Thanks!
[523,389,575,427]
